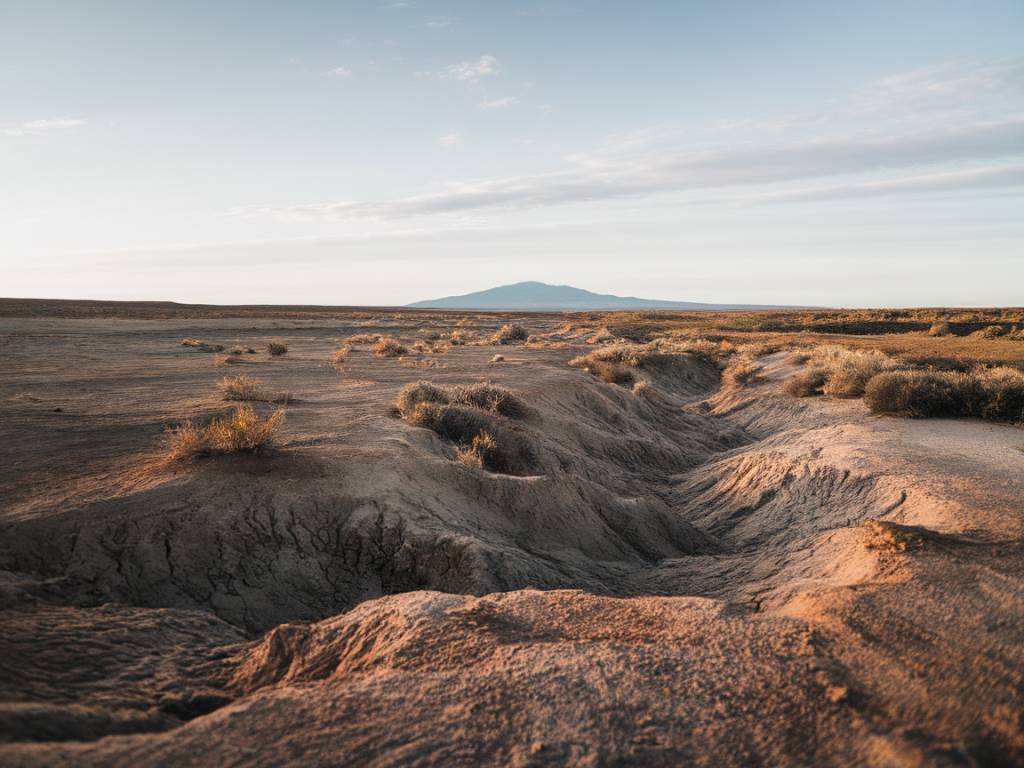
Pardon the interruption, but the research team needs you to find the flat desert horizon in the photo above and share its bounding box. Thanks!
[3,2,1024,765]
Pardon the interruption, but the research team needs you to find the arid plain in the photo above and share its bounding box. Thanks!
[1,300,1022,766]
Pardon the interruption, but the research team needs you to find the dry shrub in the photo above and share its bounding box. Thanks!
[786,351,810,365]
[490,354,505,363]
[456,431,499,469]
[864,367,1024,422]
[590,360,634,385]
[491,323,529,345]
[570,338,728,372]
[166,405,284,460]
[267,342,289,356]
[450,382,527,418]
[722,357,764,387]
[406,402,534,474]
[928,322,951,337]
[182,338,225,353]
[396,381,526,419]
[811,346,899,399]
[374,337,408,357]
[784,367,828,397]
[219,375,263,401]
[396,382,534,473]
[632,380,652,398]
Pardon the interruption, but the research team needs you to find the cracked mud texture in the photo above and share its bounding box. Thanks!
[1,307,1022,766]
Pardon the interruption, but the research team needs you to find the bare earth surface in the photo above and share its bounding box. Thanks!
[0,309,1022,766]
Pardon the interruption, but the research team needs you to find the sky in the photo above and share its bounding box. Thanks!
[2,1,1023,307]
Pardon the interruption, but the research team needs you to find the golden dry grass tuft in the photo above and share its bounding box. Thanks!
[810,346,901,399]
[165,405,284,460]
[219,375,263,401]
[374,337,408,357]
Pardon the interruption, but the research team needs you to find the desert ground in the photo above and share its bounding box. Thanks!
[1,300,1022,766]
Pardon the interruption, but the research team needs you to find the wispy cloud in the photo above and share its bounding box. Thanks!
[853,58,1024,110]
[480,96,517,109]
[439,132,463,146]
[326,66,352,78]
[3,117,87,136]
[425,19,450,28]
[241,118,1024,220]
[419,55,499,83]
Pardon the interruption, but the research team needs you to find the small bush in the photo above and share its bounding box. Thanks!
[450,383,527,418]
[396,382,450,416]
[395,381,526,419]
[786,351,810,365]
[374,337,408,357]
[590,360,634,385]
[632,380,652,398]
[492,323,529,345]
[812,346,899,399]
[928,322,951,337]
[267,342,289,356]
[396,383,534,473]
[785,368,828,397]
[166,405,284,460]
[864,367,1024,422]
[219,375,263,401]
[864,371,966,418]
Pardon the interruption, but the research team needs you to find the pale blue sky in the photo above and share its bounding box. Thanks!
[2,1,1023,306]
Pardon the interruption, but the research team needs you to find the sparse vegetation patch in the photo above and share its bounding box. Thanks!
[491,323,529,345]
[166,405,284,460]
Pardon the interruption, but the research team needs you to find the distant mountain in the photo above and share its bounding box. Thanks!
[407,281,808,311]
